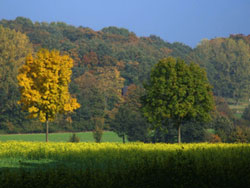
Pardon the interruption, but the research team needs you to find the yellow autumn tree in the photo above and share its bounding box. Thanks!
[17,49,80,142]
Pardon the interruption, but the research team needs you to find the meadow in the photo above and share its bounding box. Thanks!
[0,131,124,142]
[227,98,250,119]
[0,141,249,188]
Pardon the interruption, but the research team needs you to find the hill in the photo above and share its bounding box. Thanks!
[0,17,249,143]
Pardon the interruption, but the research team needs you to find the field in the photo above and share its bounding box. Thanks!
[0,142,250,188]
[227,98,250,118]
[0,131,125,142]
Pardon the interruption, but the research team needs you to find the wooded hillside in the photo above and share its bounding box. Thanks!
[0,17,249,142]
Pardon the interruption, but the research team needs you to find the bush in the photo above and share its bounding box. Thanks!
[93,126,103,143]
[68,133,80,142]
[205,132,222,143]
[229,126,250,143]
[242,105,250,121]
[92,117,104,143]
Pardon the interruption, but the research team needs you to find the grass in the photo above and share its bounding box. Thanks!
[206,128,215,134]
[227,98,250,119]
[0,131,126,142]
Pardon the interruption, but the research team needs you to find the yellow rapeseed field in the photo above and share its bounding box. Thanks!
[0,141,249,161]
[0,141,250,187]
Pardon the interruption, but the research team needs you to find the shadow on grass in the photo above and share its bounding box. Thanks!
[0,161,93,188]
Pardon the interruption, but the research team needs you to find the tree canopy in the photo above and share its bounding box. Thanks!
[191,38,250,101]
[242,105,250,121]
[0,25,33,132]
[110,84,149,143]
[142,57,214,143]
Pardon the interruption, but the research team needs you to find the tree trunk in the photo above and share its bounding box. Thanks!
[46,114,49,142]
[122,133,125,144]
[178,124,181,144]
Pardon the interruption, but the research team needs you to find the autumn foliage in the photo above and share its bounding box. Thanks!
[17,49,80,141]
[18,49,80,122]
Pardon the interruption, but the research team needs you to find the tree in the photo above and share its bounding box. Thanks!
[0,25,33,132]
[109,104,129,143]
[74,66,124,139]
[94,66,125,117]
[17,49,80,142]
[229,126,249,143]
[191,38,250,101]
[242,105,250,122]
[74,71,105,131]
[142,57,214,143]
[110,84,149,143]
[208,96,234,142]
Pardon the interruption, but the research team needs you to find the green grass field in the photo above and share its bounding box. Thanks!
[0,131,125,142]
[227,99,250,119]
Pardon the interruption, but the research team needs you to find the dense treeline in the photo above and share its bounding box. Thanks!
[0,17,249,142]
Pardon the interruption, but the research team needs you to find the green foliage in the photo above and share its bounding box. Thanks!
[229,126,250,143]
[74,72,106,131]
[110,104,130,143]
[214,96,234,119]
[102,26,131,37]
[110,104,149,143]
[142,57,214,143]
[110,85,150,142]
[149,121,206,143]
[207,97,235,142]
[192,38,250,101]
[242,105,250,121]
[68,133,80,143]
[1,17,250,138]
[93,127,103,143]
[0,17,192,84]
[0,25,33,133]
[0,18,193,133]
[92,117,104,143]
[204,132,222,143]
[181,121,206,142]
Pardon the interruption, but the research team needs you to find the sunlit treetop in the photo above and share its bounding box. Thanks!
[17,49,80,122]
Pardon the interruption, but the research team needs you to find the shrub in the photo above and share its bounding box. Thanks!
[93,126,103,143]
[68,133,80,142]
[205,132,222,143]
[92,117,104,143]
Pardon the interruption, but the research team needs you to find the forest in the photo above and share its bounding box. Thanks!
[0,17,250,143]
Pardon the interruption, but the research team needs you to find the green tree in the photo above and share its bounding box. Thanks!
[110,84,149,143]
[192,38,250,101]
[110,104,129,143]
[242,105,250,121]
[17,49,80,142]
[142,57,214,143]
[208,96,234,142]
[0,25,33,132]
[74,71,105,131]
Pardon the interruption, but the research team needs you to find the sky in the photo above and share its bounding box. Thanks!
[0,0,250,47]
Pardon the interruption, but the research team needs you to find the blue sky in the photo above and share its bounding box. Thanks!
[0,0,250,47]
